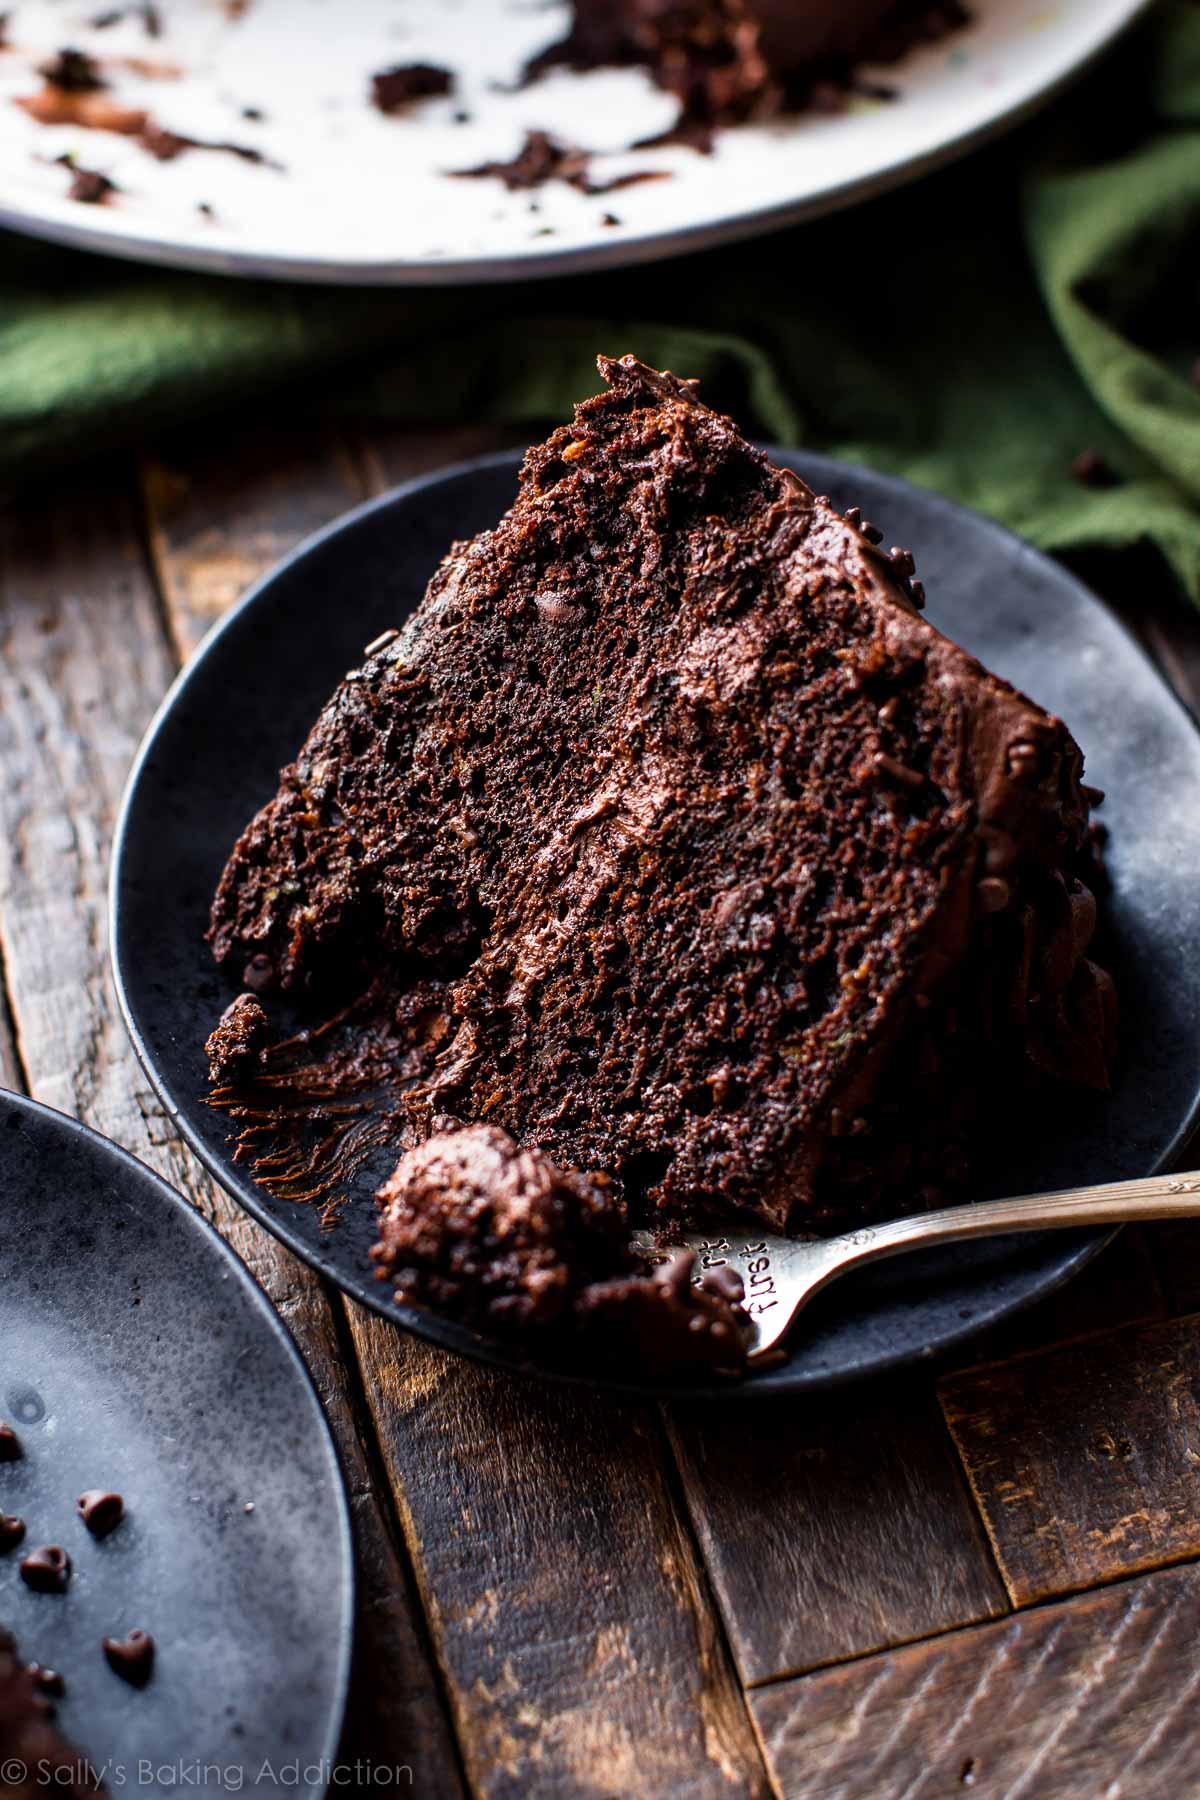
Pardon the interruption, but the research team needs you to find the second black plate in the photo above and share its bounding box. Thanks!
[0,1095,352,1791]
[111,451,1200,1395]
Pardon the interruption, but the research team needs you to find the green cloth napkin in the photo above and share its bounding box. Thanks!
[4,1,1199,601]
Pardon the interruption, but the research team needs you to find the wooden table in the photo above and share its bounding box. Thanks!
[3,415,1200,1799]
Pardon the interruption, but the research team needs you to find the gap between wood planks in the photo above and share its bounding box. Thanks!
[134,430,474,1791]
[0,456,467,1790]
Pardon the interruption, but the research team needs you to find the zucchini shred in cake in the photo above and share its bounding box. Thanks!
[205,356,1116,1375]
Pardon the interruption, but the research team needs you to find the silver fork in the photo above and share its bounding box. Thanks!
[632,1170,1200,1366]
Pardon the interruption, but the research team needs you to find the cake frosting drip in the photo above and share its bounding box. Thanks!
[207,355,1116,1370]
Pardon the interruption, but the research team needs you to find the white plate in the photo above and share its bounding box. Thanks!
[0,0,1150,285]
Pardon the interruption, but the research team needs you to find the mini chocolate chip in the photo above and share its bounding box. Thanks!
[844,505,862,528]
[890,547,916,579]
[242,953,276,993]
[77,1489,124,1538]
[909,579,926,610]
[20,1545,71,1593]
[1006,740,1042,780]
[1071,448,1119,489]
[861,521,884,545]
[1081,783,1105,807]
[976,876,1012,914]
[0,1422,21,1461]
[0,1513,26,1551]
[103,1629,154,1687]
[30,1664,65,1698]
[873,751,926,790]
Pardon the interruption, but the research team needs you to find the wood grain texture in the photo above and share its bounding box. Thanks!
[355,421,526,498]
[0,470,463,1787]
[352,1318,772,1800]
[0,978,23,1094]
[142,423,366,659]
[750,1559,1200,1800]
[667,1379,1006,1686]
[1132,600,1200,721]
[940,1314,1200,1606]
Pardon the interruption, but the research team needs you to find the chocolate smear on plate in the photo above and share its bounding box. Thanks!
[452,129,667,195]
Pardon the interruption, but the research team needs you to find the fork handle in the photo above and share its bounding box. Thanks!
[837,1169,1200,1269]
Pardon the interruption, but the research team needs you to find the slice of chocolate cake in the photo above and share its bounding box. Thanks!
[207,355,1114,1362]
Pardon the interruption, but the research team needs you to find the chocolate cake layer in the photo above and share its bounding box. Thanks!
[209,355,1115,1266]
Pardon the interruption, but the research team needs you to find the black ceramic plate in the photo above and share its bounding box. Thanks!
[0,1094,353,1789]
[111,451,1200,1397]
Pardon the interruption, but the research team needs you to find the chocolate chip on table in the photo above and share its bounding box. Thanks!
[0,1422,21,1461]
[77,1490,125,1538]
[103,1630,155,1687]
[19,1545,71,1593]
[30,1664,65,1698]
[0,1514,26,1552]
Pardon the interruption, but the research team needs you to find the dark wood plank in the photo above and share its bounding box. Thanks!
[351,1320,772,1800]
[354,421,526,498]
[666,1378,1006,1687]
[751,1560,1200,1800]
[1135,603,1200,721]
[940,1314,1200,1606]
[142,422,366,659]
[0,981,23,1095]
[0,468,463,1788]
